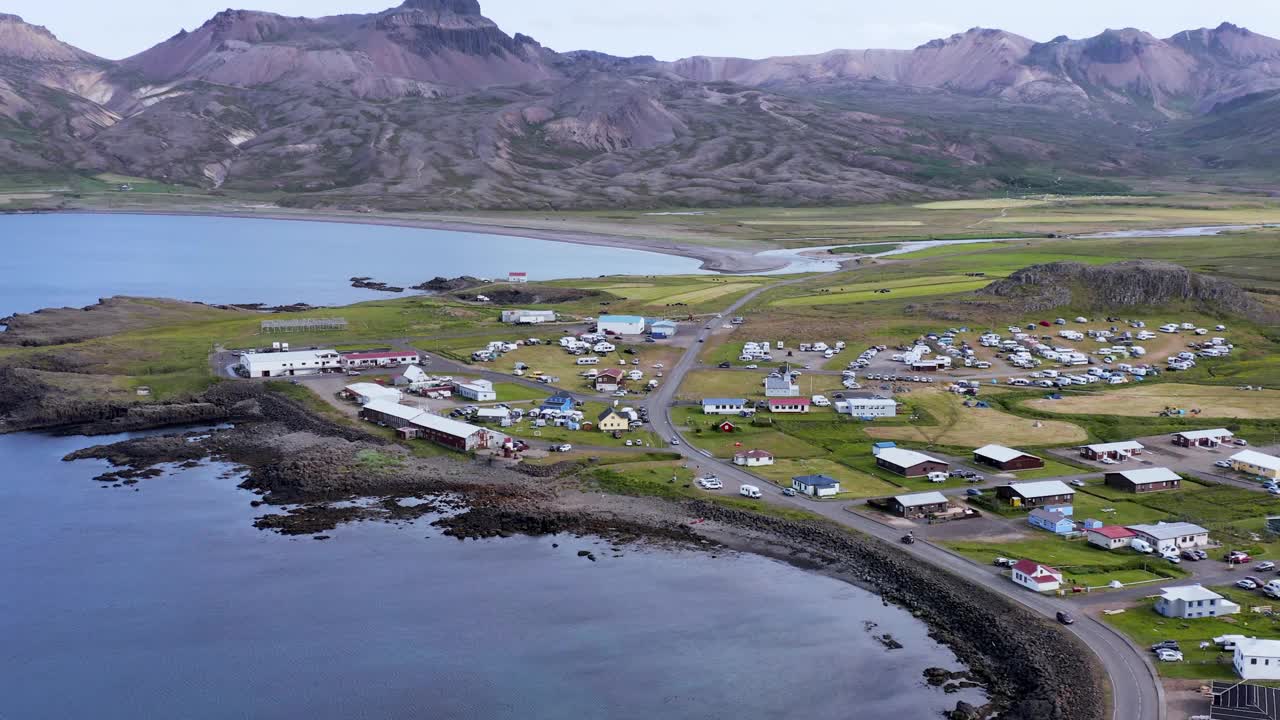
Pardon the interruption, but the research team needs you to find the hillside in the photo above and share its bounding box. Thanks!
[1,5,1279,208]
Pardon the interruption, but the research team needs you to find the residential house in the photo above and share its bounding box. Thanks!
[768,398,811,414]
[1028,508,1075,535]
[875,448,949,477]
[1127,522,1210,553]
[507,271,528,283]
[973,445,1045,472]
[1172,428,1235,448]
[1232,450,1280,480]
[596,408,630,433]
[344,382,403,405]
[717,420,737,433]
[996,480,1076,508]
[1105,468,1182,493]
[595,369,626,393]
[764,373,800,397]
[1087,526,1137,550]
[1155,585,1240,619]
[702,398,749,415]
[890,491,949,519]
[457,379,497,402]
[1080,440,1145,461]
[597,315,646,335]
[1235,639,1280,681]
[1010,559,1063,593]
[834,398,898,418]
[733,450,775,467]
[792,475,841,498]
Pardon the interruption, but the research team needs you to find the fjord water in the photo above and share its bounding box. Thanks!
[0,214,708,316]
[0,432,984,720]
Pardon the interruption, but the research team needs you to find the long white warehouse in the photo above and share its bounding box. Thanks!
[242,349,341,378]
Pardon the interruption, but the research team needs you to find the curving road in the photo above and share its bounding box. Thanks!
[642,273,1165,720]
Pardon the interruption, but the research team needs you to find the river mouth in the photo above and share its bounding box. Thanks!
[1,429,987,720]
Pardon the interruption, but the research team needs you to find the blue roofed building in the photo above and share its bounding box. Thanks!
[792,475,841,498]
[650,320,678,338]
[541,394,576,413]
[1029,508,1075,535]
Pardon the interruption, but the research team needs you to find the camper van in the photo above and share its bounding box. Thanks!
[1159,324,1179,333]
[576,357,599,366]
[1131,539,1154,554]
[739,485,763,499]
[927,471,948,483]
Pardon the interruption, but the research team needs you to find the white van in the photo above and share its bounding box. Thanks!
[1159,324,1179,333]
[576,357,599,366]
[739,484,762,499]
[812,395,831,407]
[1130,539,1154,554]
[1264,580,1280,599]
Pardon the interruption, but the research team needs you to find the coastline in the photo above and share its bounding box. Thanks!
[52,207,805,275]
[14,380,1106,720]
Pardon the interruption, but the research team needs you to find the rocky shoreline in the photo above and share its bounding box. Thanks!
[33,386,1106,720]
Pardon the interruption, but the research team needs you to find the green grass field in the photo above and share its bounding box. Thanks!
[750,458,901,499]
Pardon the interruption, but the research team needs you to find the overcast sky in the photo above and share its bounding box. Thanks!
[11,0,1280,60]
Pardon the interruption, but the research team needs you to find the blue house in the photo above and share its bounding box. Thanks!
[1045,504,1075,517]
[1028,508,1075,535]
[541,394,575,413]
[792,475,841,498]
[872,442,897,456]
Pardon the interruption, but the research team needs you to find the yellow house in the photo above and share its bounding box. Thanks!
[1232,450,1280,480]
[597,408,630,433]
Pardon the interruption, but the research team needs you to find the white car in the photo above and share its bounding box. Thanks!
[746,364,758,369]
[1215,460,1233,469]
[1156,649,1184,662]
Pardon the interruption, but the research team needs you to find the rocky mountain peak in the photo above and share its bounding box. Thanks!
[0,12,100,63]
[398,0,483,14]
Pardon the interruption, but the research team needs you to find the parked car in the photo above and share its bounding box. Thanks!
[1215,460,1233,469]
[555,444,573,453]
[1258,562,1277,571]
[1070,479,1086,487]
[1181,549,1200,561]
[1236,579,1259,590]
[1227,551,1253,564]
[965,488,983,497]
[1150,640,1180,651]
[718,362,732,369]
[1056,611,1075,625]
[1195,550,1209,560]
[1245,576,1266,586]
[670,439,681,446]
[782,488,797,497]
[1156,649,1184,662]
[993,557,1016,568]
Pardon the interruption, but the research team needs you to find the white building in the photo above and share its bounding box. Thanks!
[703,398,749,415]
[1232,450,1280,480]
[597,315,646,335]
[834,398,897,418]
[394,365,430,390]
[764,374,799,397]
[733,450,775,467]
[457,379,497,402]
[1154,585,1240,619]
[501,309,557,324]
[1127,522,1210,554]
[1010,559,1063,593]
[242,349,341,378]
[344,383,403,405]
[1235,639,1280,680]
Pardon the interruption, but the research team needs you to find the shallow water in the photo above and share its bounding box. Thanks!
[0,431,985,720]
[0,214,710,316]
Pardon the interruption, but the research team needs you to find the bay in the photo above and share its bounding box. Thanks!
[0,431,985,720]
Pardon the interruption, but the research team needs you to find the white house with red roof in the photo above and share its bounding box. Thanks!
[508,272,528,283]
[1087,525,1138,550]
[1010,559,1063,593]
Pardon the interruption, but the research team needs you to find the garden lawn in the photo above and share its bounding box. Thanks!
[1071,491,1173,527]
[865,390,1088,447]
[751,459,901,500]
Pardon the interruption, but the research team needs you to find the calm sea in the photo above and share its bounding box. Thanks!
[0,431,984,719]
[0,214,709,316]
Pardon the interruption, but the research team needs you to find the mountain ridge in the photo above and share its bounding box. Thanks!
[1,4,1278,209]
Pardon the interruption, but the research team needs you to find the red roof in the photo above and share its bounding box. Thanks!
[597,368,625,379]
[736,450,773,459]
[1090,526,1137,539]
[509,272,527,276]
[342,351,417,361]
[768,397,810,406]
[1011,559,1060,583]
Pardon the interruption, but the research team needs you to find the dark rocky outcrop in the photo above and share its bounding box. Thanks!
[454,285,602,305]
[975,260,1268,319]
[412,276,484,292]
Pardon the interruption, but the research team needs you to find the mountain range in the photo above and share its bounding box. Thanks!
[2,0,1279,209]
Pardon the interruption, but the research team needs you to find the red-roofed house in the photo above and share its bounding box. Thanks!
[1087,526,1138,550]
[508,272,529,284]
[595,368,626,393]
[340,350,420,368]
[1010,559,1063,592]
[768,398,811,414]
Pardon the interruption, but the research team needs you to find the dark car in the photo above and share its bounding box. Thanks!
[1180,549,1200,561]
[718,362,732,369]
[1150,640,1180,652]
[1056,611,1075,625]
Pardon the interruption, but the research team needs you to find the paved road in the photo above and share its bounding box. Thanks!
[642,274,1165,720]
